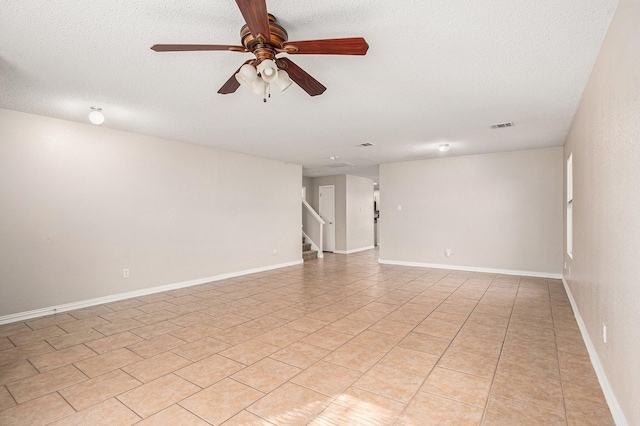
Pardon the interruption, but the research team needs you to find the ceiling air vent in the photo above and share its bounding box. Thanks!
[358,142,375,147]
[490,122,514,129]
[324,162,355,168]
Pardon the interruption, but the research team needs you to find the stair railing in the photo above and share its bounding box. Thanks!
[302,199,325,258]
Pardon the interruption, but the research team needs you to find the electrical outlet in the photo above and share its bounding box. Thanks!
[602,323,607,343]
[445,249,452,257]
[123,269,129,278]
[273,249,277,256]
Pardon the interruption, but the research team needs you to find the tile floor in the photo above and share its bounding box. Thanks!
[0,249,615,425]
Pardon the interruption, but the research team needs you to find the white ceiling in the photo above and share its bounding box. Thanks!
[0,0,618,181]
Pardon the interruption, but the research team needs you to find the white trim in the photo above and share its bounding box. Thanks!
[378,259,562,279]
[0,260,303,325]
[333,246,376,255]
[302,231,323,258]
[561,277,628,426]
[302,199,325,225]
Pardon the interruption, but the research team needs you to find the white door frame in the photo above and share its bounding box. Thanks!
[319,185,335,252]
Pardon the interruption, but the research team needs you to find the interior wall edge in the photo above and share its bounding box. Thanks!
[0,259,303,326]
[562,277,629,426]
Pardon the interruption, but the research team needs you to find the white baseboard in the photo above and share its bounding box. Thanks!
[378,259,562,279]
[561,277,628,425]
[0,260,303,325]
[333,246,376,255]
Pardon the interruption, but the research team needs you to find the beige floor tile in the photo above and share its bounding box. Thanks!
[8,326,67,347]
[396,332,450,357]
[299,329,353,351]
[117,373,199,418]
[353,364,424,404]
[137,404,210,425]
[25,314,75,330]
[219,339,280,365]
[29,344,96,372]
[483,395,566,425]
[398,392,484,425]
[46,328,105,350]
[291,360,362,397]
[176,354,245,388]
[122,351,192,383]
[7,364,88,403]
[321,387,406,425]
[413,318,462,340]
[0,392,75,426]
[85,331,144,354]
[126,333,186,358]
[134,309,179,325]
[222,409,276,425]
[378,346,439,377]
[0,360,39,386]
[171,337,230,361]
[59,369,141,410]
[324,318,370,336]
[348,330,402,352]
[323,344,385,373]
[497,350,560,381]
[61,314,111,330]
[421,366,491,407]
[565,396,615,426]
[232,357,301,392]
[0,384,16,411]
[74,347,143,378]
[0,322,31,338]
[449,332,503,358]
[255,327,308,347]
[212,325,263,345]
[367,319,415,337]
[180,378,264,424]
[130,321,183,340]
[169,322,220,342]
[284,317,330,334]
[438,349,498,378]
[50,398,141,426]
[247,382,330,426]
[269,341,331,369]
[491,369,565,413]
[0,337,14,351]
[93,318,145,336]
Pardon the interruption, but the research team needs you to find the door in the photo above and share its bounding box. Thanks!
[319,185,335,252]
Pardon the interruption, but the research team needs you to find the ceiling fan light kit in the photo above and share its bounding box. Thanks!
[151,0,368,101]
[439,143,450,153]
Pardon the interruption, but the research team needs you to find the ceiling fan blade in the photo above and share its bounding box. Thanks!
[278,58,326,97]
[282,37,369,55]
[218,60,254,95]
[151,44,246,52]
[235,0,270,41]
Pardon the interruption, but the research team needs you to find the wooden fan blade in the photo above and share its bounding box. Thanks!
[151,44,246,52]
[218,60,254,95]
[235,0,270,41]
[283,37,369,55]
[279,58,326,97]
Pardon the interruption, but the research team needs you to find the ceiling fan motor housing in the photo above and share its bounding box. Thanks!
[240,14,288,65]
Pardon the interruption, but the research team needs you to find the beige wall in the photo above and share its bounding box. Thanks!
[0,109,302,317]
[380,147,563,275]
[563,0,640,423]
[346,175,375,251]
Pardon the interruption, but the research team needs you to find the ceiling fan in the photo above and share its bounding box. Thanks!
[151,0,369,100]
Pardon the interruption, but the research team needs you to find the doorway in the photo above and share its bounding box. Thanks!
[319,185,335,252]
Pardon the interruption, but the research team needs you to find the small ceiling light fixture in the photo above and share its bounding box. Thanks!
[88,107,104,125]
[438,143,450,153]
[235,59,293,102]
[329,156,340,160]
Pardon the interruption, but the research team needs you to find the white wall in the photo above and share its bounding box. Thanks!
[346,175,374,252]
[563,0,640,423]
[0,109,302,317]
[380,147,563,275]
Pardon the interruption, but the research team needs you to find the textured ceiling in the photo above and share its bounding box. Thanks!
[0,0,618,181]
